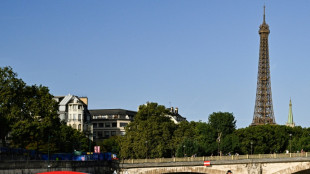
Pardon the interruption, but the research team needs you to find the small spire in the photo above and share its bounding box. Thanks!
[263,5,266,24]
[286,98,295,127]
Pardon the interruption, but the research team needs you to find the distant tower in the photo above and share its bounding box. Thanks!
[286,98,295,127]
[251,6,276,126]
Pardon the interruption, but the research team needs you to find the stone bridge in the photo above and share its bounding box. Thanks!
[1,153,310,174]
[119,154,310,174]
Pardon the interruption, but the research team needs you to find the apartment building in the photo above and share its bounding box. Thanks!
[89,109,136,142]
[53,94,92,133]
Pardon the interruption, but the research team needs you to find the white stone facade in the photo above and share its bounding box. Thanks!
[53,94,92,134]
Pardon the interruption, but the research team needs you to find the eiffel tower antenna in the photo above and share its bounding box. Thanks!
[263,5,266,23]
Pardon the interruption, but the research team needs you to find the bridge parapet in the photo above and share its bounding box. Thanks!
[120,156,310,174]
[121,152,309,164]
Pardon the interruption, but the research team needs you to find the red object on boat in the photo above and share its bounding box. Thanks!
[37,171,88,174]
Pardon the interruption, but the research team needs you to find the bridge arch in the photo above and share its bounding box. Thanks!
[271,162,310,174]
[293,169,310,174]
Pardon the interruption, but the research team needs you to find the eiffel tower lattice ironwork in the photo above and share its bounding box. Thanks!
[251,6,276,126]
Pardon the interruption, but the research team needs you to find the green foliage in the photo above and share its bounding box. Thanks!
[135,102,169,121]
[119,110,241,158]
[0,66,26,146]
[172,121,197,153]
[9,84,60,151]
[220,133,240,155]
[118,108,310,158]
[97,136,120,154]
[119,109,240,158]
[119,102,176,159]
[193,121,217,156]
[234,125,310,154]
[208,112,236,136]
[176,138,199,157]
[1,66,91,153]
[55,123,91,153]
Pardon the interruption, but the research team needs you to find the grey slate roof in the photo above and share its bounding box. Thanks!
[89,109,137,116]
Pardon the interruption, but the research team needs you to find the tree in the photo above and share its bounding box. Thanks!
[1,66,91,152]
[0,66,26,146]
[220,133,240,155]
[9,85,61,151]
[172,121,197,156]
[56,123,91,153]
[208,112,236,136]
[97,136,120,154]
[176,137,198,157]
[119,102,177,159]
[235,125,293,154]
[194,121,218,156]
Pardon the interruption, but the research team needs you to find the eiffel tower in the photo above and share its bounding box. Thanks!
[251,6,276,126]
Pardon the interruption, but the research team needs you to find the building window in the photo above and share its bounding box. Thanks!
[120,123,128,127]
[99,123,104,128]
[98,131,103,138]
[93,123,97,128]
[73,105,77,110]
[112,122,117,127]
[73,114,77,121]
[69,114,72,120]
[120,131,126,136]
[104,131,109,138]
[111,131,116,136]
[78,124,81,130]
[78,114,81,121]
[105,123,110,127]
[78,105,82,110]
[93,132,97,139]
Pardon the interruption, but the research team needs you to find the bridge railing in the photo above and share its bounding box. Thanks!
[121,152,309,164]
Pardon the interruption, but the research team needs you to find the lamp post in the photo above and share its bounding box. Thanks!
[218,141,220,156]
[145,141,148,159]
[87,123,92,154]
[88,132,91,153]
[251,141,253,155]
[48,135,50,168]
[48,135,53,168]
[290,134,292,154]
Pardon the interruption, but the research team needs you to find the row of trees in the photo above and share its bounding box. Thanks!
[111,103,310,159]
[117,102,237,158]
[0,66,90,153]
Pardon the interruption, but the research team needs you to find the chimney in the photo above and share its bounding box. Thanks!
[80,97,88,106]
[175,107,178,114]
[170,107,174,113]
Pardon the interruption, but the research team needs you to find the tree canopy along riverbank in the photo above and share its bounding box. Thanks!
[0,66,91,153]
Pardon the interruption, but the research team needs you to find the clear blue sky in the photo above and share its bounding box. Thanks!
[1,1,310,128]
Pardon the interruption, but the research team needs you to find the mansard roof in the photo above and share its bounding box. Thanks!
[89,109,137,116]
